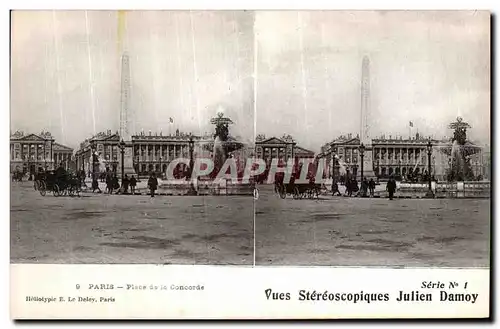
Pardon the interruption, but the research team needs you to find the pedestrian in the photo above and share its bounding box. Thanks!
[352,179,359,197]
[360,177,368,197]
[91,173,102,193]
[122,174,130,194]
[148,172,158,198]
[112,174,120,194]
[106,172,113,194]
[332,180,341,196]
[386,176,397,200]
[369,178,376,197]
[346,179,353,197]
[130,175,137,195]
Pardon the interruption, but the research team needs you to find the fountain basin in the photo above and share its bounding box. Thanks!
[155,179,254,196]
[397,181,490,199]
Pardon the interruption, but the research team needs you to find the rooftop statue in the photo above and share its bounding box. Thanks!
[11,130,24,139]
[256,134,266,142]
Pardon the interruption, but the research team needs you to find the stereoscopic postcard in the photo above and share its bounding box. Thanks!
[10,10,491,319]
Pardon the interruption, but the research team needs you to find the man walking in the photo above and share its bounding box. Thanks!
[122,174,130,194]
[91,172,102,193]
[148,172,158,198]
[105,172,113,194]
[332,180,342,196]
[130,175,137,195]
[361,178,369,197]
[386,176,397,200]
[368,178,376,197]
[112,173,119,194]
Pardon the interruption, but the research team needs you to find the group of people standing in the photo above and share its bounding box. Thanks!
[333,177,376,197]
[88,168,159,197]
[331,176,397,200]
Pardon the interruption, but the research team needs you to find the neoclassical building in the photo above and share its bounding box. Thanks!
[75,129,201,176]
[254,134,315,166]
[10,130,73,173]
[320,133,485,181]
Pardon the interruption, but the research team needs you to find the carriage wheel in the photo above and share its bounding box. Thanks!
[313,188,320,199]
[39,181,46,196]
[68,186,75,197]
[53,184,60,197]
[279,186,286,199]
[293,186,300,199]
[308,189,315,199]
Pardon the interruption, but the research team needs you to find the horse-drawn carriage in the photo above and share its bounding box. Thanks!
[275,181,322,199]
[37,171,82,197]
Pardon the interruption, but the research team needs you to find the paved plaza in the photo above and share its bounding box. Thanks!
[11,181,490,267]
[255,185,490,267]
[10,181,254,264]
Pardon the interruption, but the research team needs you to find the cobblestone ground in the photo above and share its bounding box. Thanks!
[255,185,490,267]
[11,181,491,267]
[10,181,254,264]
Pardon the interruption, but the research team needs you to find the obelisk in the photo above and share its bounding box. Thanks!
[118,11,136,176]
[360,56,375,179]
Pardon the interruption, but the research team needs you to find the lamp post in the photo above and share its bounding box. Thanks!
[90,140,96,182]
[159,156,162,179]
[432,156,436,182]
[376,159,380,181]
[425,139,434,198]
[135,154,138,175]
[187,135,197,195]
[119,139,126,181]
[334,154,339,183]
[359,143,365,182]
[43,138,47,169]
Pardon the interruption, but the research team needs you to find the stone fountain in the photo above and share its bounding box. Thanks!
[155,111,251,196]
[439,117,478,182]
[203,112,246,178]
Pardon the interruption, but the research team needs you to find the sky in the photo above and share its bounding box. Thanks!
[255,11,490,151]
[11,10,490,152]
[10,10,255,148]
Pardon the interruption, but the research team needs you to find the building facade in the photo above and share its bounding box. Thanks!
[52,143,74,170]
[75,129,211,176]
[322,133,485,181]
[254,134,315,166]
[132,130,194,175]
[10,130,73,173]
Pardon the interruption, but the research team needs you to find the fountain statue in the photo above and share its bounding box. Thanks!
[443,117,477,181]
[206,111,245,178]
